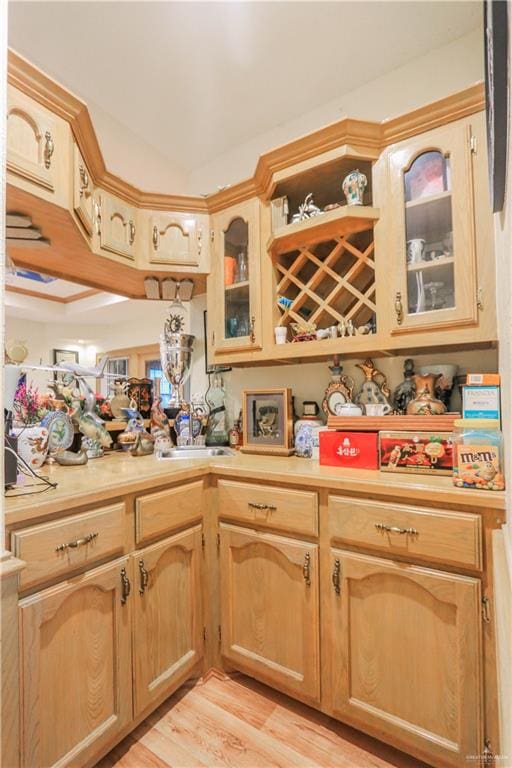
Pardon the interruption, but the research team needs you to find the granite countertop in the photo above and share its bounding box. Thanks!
[4,451,506,527]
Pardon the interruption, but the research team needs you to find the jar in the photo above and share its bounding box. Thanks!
[452,419,504,491]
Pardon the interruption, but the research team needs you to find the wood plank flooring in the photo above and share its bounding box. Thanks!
[96,674,429,768]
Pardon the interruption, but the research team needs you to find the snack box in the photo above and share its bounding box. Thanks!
[319,430,379,470]
[462,385,501,421]
[466,373,501,385]
[379,431,454,475]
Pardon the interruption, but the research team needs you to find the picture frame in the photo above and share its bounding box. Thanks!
[53,348,79,382]
[241,387,294,456]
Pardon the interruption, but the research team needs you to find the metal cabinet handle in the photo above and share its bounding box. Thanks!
[128,220,136,245]
[332,558,341,594]
[120,567,131,605]
[94,198,101,236]
[79,164,89,197]
[303,552,311,587]
[139,559,149,595]
[248,502,277,512]
[249,316,256,344]
[55,531,98,552]
[44,130,54,169]
[152,225,160,250]
[394,291,404,325]
[375,523,418,536]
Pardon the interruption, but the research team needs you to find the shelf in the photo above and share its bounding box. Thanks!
[225,280,250,292]
[407,256,454,273]
[405,192,452,241]
[405,190,451,209]
[268,205,379,257]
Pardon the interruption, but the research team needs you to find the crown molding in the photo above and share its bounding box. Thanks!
[8,49,485,215]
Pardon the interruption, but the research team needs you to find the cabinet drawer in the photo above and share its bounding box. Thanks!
[329,496,482,570]
[218,480,318,537]
[12,502,126,590]
[135,480,204,545]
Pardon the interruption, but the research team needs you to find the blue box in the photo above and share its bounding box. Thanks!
[462,385,501,421]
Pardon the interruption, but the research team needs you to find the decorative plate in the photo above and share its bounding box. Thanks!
[41,411,74,453]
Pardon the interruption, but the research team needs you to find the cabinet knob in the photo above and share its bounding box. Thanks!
[303,552,311,587]
[55,531,98,552]
[152,225,160,250]
[120,567,131,605]
[44,130,54,169]
[128,220,136,245]
[375,522,418,536]
[332,558,341,594]
[138,559,149,595]
[394,291,404,325]
[79,164,89,197]
[249,316,256,344]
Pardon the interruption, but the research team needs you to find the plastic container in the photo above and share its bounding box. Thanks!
[452,419,504,491]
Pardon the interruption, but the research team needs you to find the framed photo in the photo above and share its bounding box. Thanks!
[484,0,509,213]
[241,387,294,456]
[203,311,231,374]
[53,348,79,382]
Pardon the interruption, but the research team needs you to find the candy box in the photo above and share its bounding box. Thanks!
[453,444,505,491]
[379,431,454,475]
[319,430,379,469]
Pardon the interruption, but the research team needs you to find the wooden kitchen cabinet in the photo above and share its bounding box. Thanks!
[382,118,481,336]
[132,525,204,716]
[73,143,94,236]
[208,198,263,353]
[219,522,320,702]
[18,557,132,768]
[95,191,138,261]
[148,211,208,269]
[328,549,483,768]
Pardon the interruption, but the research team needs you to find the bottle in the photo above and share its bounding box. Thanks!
[229,418,241,449]
[237,251,248,283]
[205,375,229,446]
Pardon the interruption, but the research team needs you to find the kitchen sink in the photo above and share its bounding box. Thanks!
[155,446,236,460]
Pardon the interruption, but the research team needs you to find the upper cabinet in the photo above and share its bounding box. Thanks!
[384,120,479,335]
[146,211,210,273]
[6,85,70,207]
[209,199,262,353]
[73,144,94,237]
[95,192,138,261]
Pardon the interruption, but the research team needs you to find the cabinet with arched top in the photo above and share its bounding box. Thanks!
[94,190,138,261]
[208,198,263,353]
[380,114,492,339]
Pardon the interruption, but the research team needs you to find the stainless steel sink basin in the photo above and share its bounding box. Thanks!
[156,446,236,460]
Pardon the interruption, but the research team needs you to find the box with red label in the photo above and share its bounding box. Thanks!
[319,430,379,469]
[379,431,453,475]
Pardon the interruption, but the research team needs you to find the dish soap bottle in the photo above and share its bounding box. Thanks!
[206,375,229,446]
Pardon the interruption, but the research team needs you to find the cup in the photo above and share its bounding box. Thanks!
[274,326,288,345]
[364,403,392,416]
[224,256,237,286]
[406,238,426,265]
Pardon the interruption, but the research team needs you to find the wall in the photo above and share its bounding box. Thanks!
[187,29,484,194]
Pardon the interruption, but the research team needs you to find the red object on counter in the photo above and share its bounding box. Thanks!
[319,430,379,469]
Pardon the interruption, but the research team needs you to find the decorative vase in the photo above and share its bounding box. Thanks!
[406,238,426,264]
[419,364,458,410]
[342,169,367,206]
[406,374,447,415]
[12,425,49,468]
[392,358,417,414]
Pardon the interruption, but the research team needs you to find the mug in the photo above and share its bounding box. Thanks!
[406,238,426,264]
[364,403,392,416]
[274,326,288,345]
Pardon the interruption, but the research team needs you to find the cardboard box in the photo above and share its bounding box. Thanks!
[462,385,501,421]
[379,431,454,475]
[466,373,501,386]
[319,430,379,469]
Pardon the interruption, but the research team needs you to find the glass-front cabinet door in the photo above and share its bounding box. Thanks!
[211,199,262,352]
[388,121,478,334]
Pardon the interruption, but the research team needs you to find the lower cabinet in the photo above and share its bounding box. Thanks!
[329,549,483,768]
[219,522,320,701]
[19,557,132,768]
[132,525,204,716]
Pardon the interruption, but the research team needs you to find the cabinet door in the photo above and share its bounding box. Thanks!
[211,198,262,352]
[219,523,320,701]
[132,525,203,716]
[149,213,201,267]
[73,143,94,236]
[329,549,482,768]
[386,121,478,334]
[19,557,132,768]
[7,87,57,194]
[97,192,137,260]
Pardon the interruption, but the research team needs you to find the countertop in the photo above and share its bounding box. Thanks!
[4,451,505,527]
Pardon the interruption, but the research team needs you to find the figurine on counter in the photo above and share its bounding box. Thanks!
[110,380,130,419]
[290,193,323,223]
[150,397,172,449]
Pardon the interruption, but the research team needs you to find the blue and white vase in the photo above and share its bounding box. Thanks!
[342,169,367,206]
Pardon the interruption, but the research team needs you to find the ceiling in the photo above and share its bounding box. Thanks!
[8,1,481,180]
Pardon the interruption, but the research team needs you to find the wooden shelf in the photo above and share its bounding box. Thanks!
[225,280,250,292]
[268,205,379,257]
[327,413,460,432]
[405,190,451,209]
[407,256,454,273]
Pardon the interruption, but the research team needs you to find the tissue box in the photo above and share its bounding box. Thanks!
[319,430,379,469]
[380,431,454,475]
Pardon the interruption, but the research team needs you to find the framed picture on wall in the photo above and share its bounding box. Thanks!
[53,348,79,382]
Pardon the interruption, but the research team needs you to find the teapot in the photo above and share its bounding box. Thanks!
[335,402,364,416]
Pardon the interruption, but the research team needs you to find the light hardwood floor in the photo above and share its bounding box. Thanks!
[96,674,429,768]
